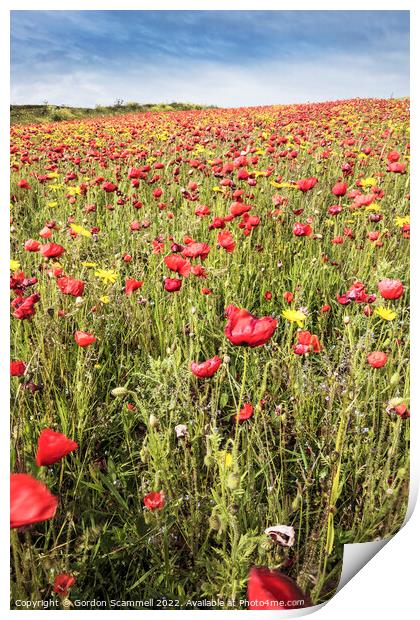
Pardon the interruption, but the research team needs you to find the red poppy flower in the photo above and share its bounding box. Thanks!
[332,182,347,196]
[102,181,117,192]
[387,150,400,162]
[236,402,254,422]
[143,491,165,511]
[293,331,321,355]
[328,205,342,216]
[217,230,236,253]
[74,331,96,347]
[125,278,144,296]
[181,242,211,260]
[377,279,404,300]
[12,292,40,319]
[209,216,225,230]
[337,281,376,305]
[224,305,277,347]
[39,226,52,239]
[247,566,308,610]
[18,179,31,189]
[264,291,272,301]
[191,264,207,278]
[10,473,58,529]
[320,304,331,313]
[293,222,312,237]
[283,292,294,304]
[128,167,142,179]
[191,355,222,378]
[195,204,210,217]
[57,277,85,297]
[394,403,410,419]
[387,162,406,173]
[40,243,65,258]
[10,360,26,376]
[296,177,317,192]
[229,201,252,217]
[24,239,41,252]
[53,574,76,597]
[164,254,191,277]
[36,428,78,466]
[367,351,388,368]
[164,277,182,292]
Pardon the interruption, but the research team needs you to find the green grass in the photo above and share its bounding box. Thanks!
[10,102,212,125]
[10,98,410,609]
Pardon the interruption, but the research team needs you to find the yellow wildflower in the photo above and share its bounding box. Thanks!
[70,224,92,237]
[395,215,409,227]
[375,306,397,321]
[360,177,377,187]
[282,309,307,328]
[95,268,118,284]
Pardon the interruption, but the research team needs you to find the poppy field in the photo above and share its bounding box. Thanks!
[10,97,410,609]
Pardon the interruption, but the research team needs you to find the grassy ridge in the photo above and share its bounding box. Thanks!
[10,102,212,125]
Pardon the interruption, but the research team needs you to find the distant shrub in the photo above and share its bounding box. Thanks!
[124,101,141,110]
[51,108,74,121]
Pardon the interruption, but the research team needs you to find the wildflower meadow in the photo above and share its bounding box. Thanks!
[10,97,410,609]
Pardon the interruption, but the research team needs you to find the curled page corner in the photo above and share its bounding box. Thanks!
[334,476,418,597]
[337,538,391,592]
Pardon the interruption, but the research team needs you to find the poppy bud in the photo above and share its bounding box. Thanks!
[259,537,273,552]
[389,397,404,408]
[209,514,221,531]
[226,472,241,490]
[390,372,400,386]
[111,386,128,397]
[291,493,302,512]
[149,414,159,428]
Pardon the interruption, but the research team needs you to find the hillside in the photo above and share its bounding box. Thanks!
[10,101,212,125]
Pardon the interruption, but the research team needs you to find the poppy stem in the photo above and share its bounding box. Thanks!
[235,348,248,427]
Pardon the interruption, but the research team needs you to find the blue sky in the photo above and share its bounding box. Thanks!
[10,10,409,107]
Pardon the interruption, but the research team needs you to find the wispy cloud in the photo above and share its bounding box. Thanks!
[10,10,409,106]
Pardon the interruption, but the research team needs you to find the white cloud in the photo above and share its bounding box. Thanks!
[10,52,409,107]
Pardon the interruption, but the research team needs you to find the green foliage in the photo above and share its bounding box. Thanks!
[10,102,210,125]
